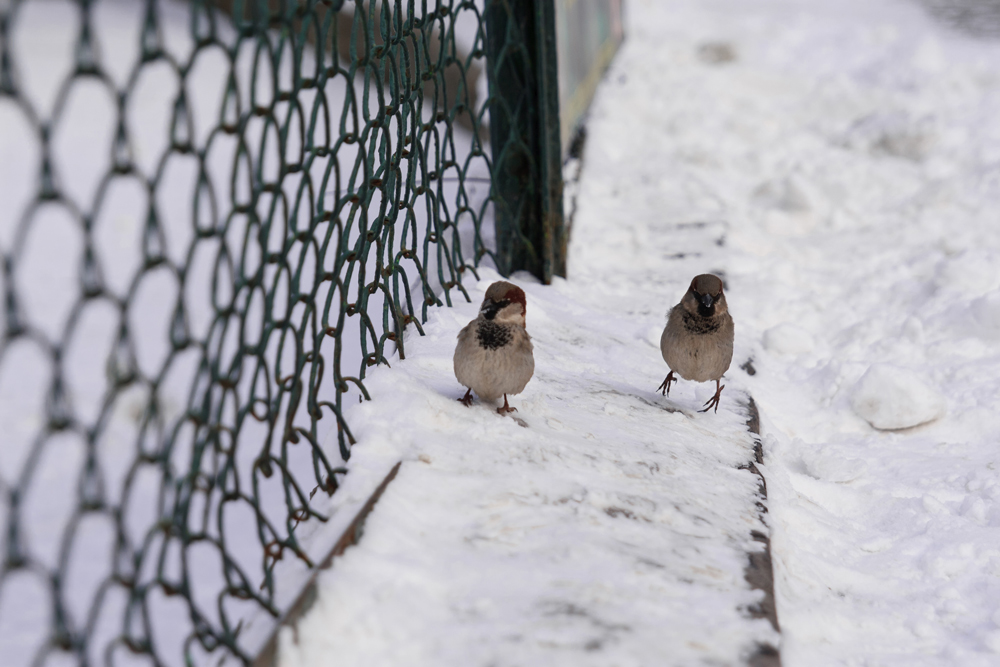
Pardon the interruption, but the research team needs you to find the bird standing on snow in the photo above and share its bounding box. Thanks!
[658,274,734,413]
[454,281,534,415]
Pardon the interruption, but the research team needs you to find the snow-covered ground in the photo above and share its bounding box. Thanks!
[279,268,775,667]
[277,8,792,667]
[282,0,1000,665]
[598,0,1000,664]
[8,0,1000,663]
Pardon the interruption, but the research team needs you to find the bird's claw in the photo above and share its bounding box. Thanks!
[657,371,676,397]
[497,394,518,415]
[458,388,474,407]
[698,382,725,413]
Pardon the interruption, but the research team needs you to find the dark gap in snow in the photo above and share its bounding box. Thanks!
[741,395,781,667]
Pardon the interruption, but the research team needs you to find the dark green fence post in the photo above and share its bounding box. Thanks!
[485,0,567,283]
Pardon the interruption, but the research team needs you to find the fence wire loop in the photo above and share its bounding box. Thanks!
[0,0,522,664]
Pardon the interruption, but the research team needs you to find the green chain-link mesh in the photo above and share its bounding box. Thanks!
[0,0,544,663]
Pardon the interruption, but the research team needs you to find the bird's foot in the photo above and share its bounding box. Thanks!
[497,394,518,415]
[458,388,474,407]
[657,371,676,397]
[698,382,725,413]
[698,396,720,413]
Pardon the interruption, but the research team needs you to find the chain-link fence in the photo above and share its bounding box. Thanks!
[918,0,1000,37]
[0,0,565,664]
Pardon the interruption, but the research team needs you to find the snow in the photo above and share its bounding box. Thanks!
[851,363,947,430]
[606,0,1000,664]
[763,323,816,356]
[8,0,1000,663]
[279,264,775,665]
[285,0,1000,665]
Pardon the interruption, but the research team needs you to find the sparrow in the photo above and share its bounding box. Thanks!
[658,274,734,413]
[454,281,535,415]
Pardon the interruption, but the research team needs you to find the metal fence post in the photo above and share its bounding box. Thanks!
[486,0,567,283]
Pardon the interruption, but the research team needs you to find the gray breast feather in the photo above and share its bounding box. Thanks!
[454,320,534,402]
[660,306,734,382]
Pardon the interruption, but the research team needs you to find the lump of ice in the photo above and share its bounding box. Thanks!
[763,323,815,355]
[850,364,946,431]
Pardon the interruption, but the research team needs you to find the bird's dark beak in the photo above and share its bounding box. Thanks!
[481,298,505,320]
[699,293,714,309]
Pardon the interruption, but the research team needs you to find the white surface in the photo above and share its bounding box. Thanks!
[289,0,1000,665]
[608,0,1000,665]
[279,261,774,666]
[9,0,1000,663]
[851,363,947,430]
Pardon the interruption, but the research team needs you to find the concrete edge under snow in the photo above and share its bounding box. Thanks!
[743,396,782,667]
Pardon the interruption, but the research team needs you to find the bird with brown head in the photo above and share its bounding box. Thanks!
[453,281,535,415]
[658,274,735,413]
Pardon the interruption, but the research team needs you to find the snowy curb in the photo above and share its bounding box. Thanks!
[247,461,402,666]
[742,396,782,667]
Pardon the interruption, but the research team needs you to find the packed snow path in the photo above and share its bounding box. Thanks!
[277,238,776,662]
[274,7,791,660]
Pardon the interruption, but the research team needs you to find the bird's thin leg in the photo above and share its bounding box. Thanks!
[657,370,676,397]
[458,388,474,407]
[699,379,725,413]
[497,394,518,415]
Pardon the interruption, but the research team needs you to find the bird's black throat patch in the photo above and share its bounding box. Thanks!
[476,320,512,350]
[683,310,721,334]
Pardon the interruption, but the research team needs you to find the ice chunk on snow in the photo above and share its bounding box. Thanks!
[850,364,946,430]
[763,323,815,355]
